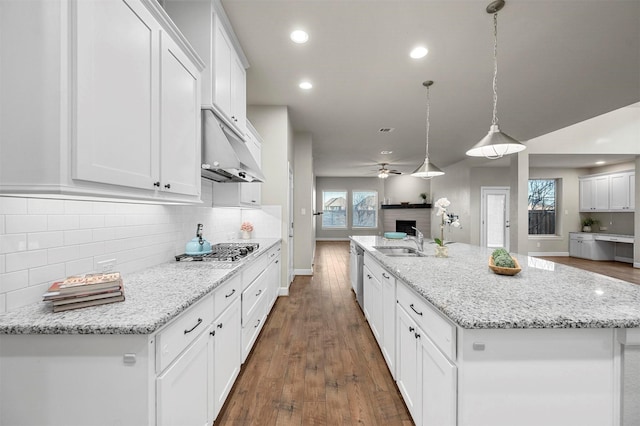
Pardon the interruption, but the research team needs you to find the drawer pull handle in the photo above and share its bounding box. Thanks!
[410,304,423,316]
[184,318,203,334]
[225,289,236,298]
[382,273,390,279]
[254,319,261,328]
[366,274,372,279]
[256,289,263,297]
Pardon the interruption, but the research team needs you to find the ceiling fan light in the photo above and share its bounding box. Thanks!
[465,124,526,159]
[377,171,389,179]
[410,158,444,178]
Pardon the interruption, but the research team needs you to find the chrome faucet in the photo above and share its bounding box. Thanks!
[411,227,424,251]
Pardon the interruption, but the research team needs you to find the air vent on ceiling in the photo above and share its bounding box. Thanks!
[378,127,395,133]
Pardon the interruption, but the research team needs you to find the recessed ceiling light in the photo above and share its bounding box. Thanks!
[595,160,606,165]
[380,150,393,155]
[410,46,428,59]
[290,30,309,44]
[299,81,313,90]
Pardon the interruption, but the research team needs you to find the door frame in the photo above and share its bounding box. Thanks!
[480,186,510,251]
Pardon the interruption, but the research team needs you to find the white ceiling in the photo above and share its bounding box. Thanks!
[221,0,640,177]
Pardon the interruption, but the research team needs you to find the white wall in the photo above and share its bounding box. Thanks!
[0,180,281,313]
[383,175,432,205]
[247,105,294,289]
[293,133,315,274]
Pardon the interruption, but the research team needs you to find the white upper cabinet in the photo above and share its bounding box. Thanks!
[164,0,248,137]
[579,171,635,212]
[609,171,635,211]
[0,0,204,202]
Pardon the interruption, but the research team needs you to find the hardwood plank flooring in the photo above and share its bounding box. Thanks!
[216,241,412,425]
[536,256,640,285]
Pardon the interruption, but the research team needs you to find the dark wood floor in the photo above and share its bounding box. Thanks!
[216,241,412,425]
[536,256,640,285]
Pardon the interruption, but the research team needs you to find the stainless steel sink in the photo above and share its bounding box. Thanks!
[373,246,425,257]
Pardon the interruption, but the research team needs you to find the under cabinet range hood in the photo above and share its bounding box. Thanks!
[201,109,265,183]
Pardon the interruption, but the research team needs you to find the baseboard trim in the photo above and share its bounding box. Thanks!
[527,251,569,257]
[634,262,640,269]
[615,256,634,264]
[278,287,289,297]
[315,237,351,241]
[294,268,313,276]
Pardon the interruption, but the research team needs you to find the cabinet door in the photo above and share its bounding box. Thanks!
[610,172,634,211]
[420,334,457,426]
[630,173,636,210]
[569,239,581,258]
[381,272,396,378]
[157,325,212,426]
[230,54,247,133]
[159,32,201,196]
[396,305,421,425]
[74,0,160,190]
[593,175,610,210]
[349,243,357,293]
[363,265,382,344]
[213,298,241,418]
[213,16,232,117]
[579,178,594,212]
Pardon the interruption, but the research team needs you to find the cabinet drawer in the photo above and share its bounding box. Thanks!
[242,252,268,289]
[397,283,456,360]
[156,294,214,373]
[242,271,267,320]
[241,293,267,361]
[266,244,281,263]
[214,274,241,317]
[365,255,394,285]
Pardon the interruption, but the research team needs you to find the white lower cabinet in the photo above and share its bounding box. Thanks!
[157,325,212,426]
[363,263,383,344]
[213,298,241,418]
[397,305,422,423]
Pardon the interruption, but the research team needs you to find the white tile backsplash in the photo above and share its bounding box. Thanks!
[5,215,48,233]
[0,195,281,312]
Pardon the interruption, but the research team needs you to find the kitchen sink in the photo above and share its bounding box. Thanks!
[373,246,425,257]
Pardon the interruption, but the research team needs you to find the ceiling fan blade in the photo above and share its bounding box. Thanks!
[389,170,402,175]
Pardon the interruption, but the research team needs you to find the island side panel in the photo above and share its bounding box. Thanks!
[0,334,154,426]
[458,328,617,426]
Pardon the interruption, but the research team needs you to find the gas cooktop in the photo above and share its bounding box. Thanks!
[175,242,260,262]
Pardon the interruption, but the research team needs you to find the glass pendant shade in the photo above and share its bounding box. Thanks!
[411,158,444,178]
[468,1,526,160]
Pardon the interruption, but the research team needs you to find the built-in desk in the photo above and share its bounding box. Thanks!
[569,232,635,263]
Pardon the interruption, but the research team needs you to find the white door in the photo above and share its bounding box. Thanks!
[481,187,510,251]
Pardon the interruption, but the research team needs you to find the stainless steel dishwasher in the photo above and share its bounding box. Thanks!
[354,245,364,310]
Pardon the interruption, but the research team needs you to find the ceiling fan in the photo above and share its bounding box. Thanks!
[376,163,402,179]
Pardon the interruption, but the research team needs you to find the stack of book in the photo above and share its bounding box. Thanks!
[43,272,125,312]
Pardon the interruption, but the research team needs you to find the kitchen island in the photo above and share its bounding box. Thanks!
[351,235,640,426]
[0,238,282,426]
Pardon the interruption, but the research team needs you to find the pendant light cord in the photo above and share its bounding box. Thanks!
[425,84,430,158]
[492,12,499,126]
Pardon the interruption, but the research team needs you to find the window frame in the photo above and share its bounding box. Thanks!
[351,190,378,229]
[321,190,348,229]
[527,178,559,236]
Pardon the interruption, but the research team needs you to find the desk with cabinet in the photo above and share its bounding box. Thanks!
[569,232,635,262]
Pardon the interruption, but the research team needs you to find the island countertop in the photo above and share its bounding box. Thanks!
[351,235,640,330]
[0,238,281,335]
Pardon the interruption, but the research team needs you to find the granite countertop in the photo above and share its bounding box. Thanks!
[0,238,281,335]
[351,235,640,330]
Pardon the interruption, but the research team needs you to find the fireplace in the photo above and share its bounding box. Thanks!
[396,220,417,236]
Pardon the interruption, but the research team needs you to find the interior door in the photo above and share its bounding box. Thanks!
[481,187,510,251]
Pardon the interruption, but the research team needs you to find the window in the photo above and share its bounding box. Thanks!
[322,191,347,228]
[352,191,378,228]
[528,179,557,235]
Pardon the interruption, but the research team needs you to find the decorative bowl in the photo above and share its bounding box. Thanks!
[383,232,407,239]
[488,256,521,276]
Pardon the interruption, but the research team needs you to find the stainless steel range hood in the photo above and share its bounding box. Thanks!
[201,108,265,183]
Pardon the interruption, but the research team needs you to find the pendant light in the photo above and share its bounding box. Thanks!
[411,80,444,178]
[466,0,526,159]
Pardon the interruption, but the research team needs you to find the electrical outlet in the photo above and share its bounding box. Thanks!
[536,242,541,248]
[97,259,116,273]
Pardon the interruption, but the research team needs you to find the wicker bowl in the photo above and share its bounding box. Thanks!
[488,256,522,276]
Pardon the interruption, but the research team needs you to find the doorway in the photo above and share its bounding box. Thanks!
[481,187,510,251]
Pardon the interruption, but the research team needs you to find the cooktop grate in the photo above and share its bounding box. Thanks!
[175,242,260,263]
